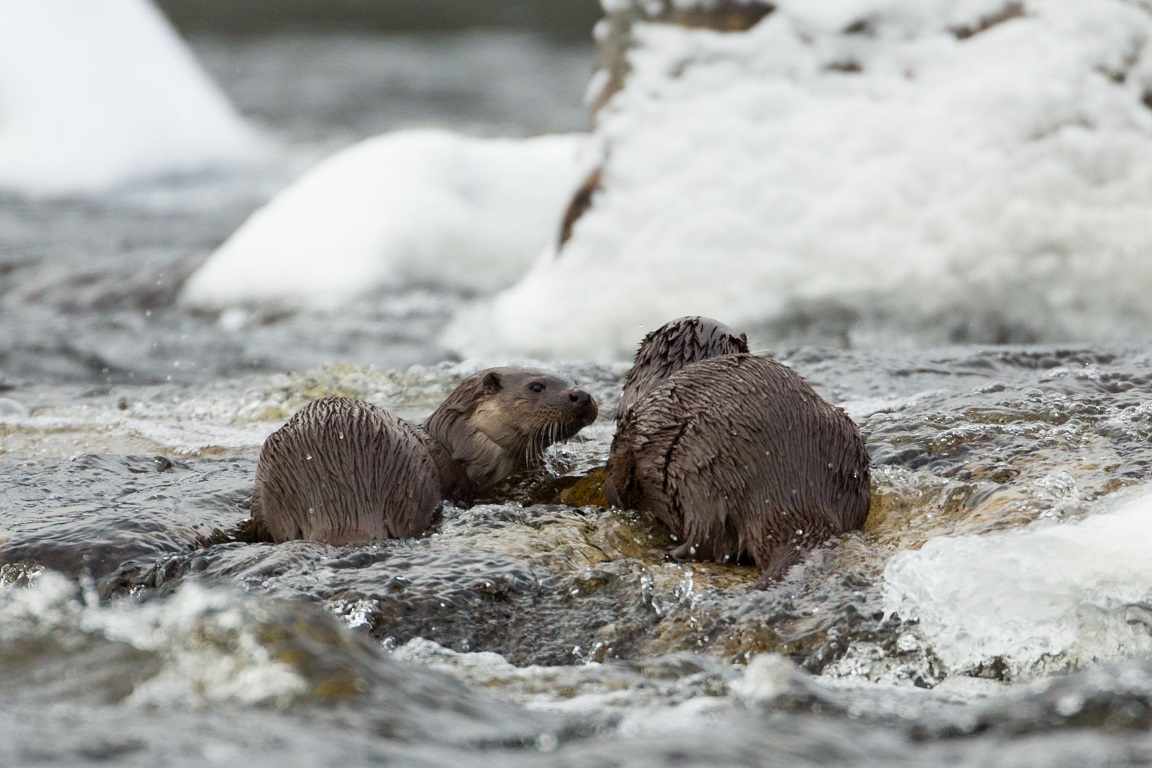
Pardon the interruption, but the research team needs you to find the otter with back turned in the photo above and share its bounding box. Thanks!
[605,317,870,584]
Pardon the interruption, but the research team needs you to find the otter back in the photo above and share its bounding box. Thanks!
[606,353,870,581]
[252,397,440,544]
[616,316,748,422]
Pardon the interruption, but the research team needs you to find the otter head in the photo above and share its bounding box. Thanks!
[424,367,598,493]
[617,316,748,422]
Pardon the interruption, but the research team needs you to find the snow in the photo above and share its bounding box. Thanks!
[442,0,1152,361]
[0,0,266,197]
[38,0,1151,355]
[180,130,595,311]
[883,485,1152,675]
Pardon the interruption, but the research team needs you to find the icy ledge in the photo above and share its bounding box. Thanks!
[883,484,1152,677]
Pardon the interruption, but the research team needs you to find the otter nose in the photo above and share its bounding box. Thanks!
[569,388,598,422]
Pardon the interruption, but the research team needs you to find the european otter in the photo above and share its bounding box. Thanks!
[252,367,599,545]
[605,318,870,584]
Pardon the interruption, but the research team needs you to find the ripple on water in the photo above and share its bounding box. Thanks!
[6,347,1152,709]
[0,570,556,743]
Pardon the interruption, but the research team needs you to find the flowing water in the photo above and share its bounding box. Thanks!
[4,30,1152,767]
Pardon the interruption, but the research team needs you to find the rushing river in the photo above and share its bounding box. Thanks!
[4,28,1152,768]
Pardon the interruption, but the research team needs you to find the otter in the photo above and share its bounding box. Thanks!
[616,315,749,422]
[252,367,599,545]
[605,318,870,585]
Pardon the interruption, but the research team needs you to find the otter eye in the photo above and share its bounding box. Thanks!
[529,382,545,393]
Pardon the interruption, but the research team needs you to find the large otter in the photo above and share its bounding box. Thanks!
[252,368,599,545]
[605,318,870,584]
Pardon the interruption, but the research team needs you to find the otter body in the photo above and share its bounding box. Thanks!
[251,398,440,544]
[606,319,870,583]
[253,368,598,545]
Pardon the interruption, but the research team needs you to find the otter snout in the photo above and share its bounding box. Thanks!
[568,387,599,422]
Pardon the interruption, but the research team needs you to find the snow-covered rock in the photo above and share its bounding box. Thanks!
[444,0,1152,360]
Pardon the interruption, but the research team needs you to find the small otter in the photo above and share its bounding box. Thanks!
[252,368,599,545]
[606,320,870,585]
[616,315,749,421]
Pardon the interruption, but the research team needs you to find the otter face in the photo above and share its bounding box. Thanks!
[424,366,599,492]
[474,369,599,460]
[423,366,599,492]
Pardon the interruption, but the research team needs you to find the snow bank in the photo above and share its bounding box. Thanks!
[883,486,1152,675]
[0,0,265,197]
[181,130,594,311]
[443,0,1152,360]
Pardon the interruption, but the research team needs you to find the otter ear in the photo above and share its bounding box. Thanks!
[482,371,502,394]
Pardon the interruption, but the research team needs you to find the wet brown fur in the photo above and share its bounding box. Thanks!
[252,368,598,545]
[616,315,748,422]
[606,318,870,585]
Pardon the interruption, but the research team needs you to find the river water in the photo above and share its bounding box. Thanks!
[4,30,1152,767]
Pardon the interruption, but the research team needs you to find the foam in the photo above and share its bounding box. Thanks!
[119,585,309,708]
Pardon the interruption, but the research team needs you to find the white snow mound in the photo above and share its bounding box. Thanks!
[0,0,266,197]
[180,130,595,311]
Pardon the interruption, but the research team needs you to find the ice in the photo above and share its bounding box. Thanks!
[180,130,595,311]
[0,0,266,196]
[883,485,1152,675]
[443,0,1152,360]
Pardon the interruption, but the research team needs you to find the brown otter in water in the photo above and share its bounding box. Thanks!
[252,368,599,545]
[605,318,870,585]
